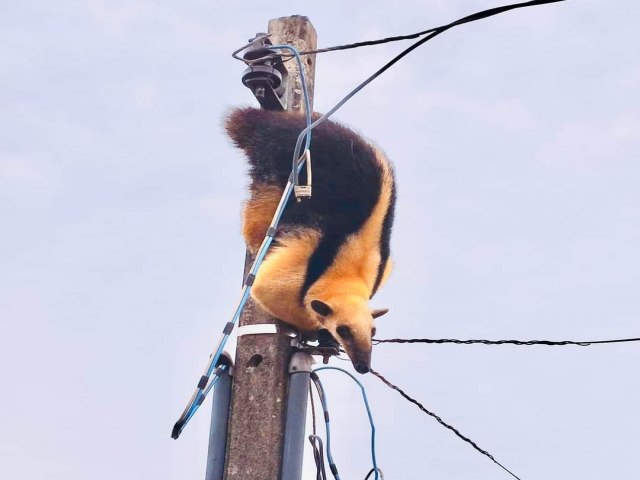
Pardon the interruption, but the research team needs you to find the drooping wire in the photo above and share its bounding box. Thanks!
[310,372,342,480]
[291,0,567,56]
[370,369,521,480]
[283,0,568,175]
[309,382,328,480]
[314,366,380,480]
[373,336,640,346]
[172,44,313,439]
[309,435,328,480]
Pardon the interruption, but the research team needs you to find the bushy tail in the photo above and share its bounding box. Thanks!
[225,107,308,184]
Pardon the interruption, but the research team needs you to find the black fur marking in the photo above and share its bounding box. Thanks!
[311,299,333,317]
[226,107,394,301]
[371,172,397,297]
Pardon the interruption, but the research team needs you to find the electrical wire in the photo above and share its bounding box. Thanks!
[314,366,380,480]
[309,435,328,480]
[373,336,640,346]
[291,0,567,56]
[370,369,521,480]
[310,382,318,436]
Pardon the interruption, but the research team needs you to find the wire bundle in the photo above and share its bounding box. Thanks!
[373,336,640,346]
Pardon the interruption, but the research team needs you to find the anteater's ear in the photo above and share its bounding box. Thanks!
[311,300,333,317]
[371,308,389,319]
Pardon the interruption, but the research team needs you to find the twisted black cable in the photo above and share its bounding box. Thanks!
[309,435,328,480]
[370,369,522,480]
[289,0,567,56]
[373,337,640,346]
[310,382,318,436]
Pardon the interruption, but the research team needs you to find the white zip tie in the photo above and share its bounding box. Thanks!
[237,324,279,336]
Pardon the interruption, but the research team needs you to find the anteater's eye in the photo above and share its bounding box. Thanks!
[336,325,352,339]
[371,327,377,337]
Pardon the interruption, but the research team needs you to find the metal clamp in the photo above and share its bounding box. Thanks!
[291,331,341,365]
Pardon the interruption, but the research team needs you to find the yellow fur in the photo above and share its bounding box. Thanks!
[251,228,322,332]
[312,147,394,296]
[242,183,282,254]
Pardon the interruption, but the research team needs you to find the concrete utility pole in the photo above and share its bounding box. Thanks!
[224,16,317,480]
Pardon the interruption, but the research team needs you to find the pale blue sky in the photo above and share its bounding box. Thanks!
[1,1,639,479]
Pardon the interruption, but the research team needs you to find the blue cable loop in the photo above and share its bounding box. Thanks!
[173,44,313,438]
[314,366,380,480]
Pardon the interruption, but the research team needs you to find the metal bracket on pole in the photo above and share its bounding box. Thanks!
[288,350,315,374]
[291,329,341,365]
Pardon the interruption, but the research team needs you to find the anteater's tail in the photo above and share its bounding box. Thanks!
[225,108,308,184]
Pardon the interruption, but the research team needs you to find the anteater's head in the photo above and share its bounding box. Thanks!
[309,296,389,374]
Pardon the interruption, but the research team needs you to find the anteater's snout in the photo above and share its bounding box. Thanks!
[351,349,371,374]
[354,362,370,374]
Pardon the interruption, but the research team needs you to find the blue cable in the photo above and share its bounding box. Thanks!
[266,44,313,184]
[173,44,313,438]
[314,366,380,480]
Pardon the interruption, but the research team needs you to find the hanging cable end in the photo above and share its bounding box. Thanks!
[171,421,183,440]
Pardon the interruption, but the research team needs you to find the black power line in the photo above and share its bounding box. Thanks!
[290,0,568,56]
[373,337,640,346]
[370,369,522,480]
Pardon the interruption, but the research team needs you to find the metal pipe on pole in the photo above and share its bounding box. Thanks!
[205,360,233,480]
[223,16,317,480]
[281,352,314,480]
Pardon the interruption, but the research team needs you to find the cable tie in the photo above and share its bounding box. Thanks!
[244,273,255,286]
[197,375,209,390]
[237,324,279,337]
[266,227,276,237]
[223,322,235,335]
